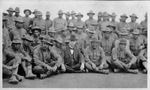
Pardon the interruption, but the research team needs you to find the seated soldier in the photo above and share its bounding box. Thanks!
[21,35,36,79]
[112,38,138,74]
[3,38,31,84]
[33,36,63,79]
[62,35,85,73]
[85,37,109,74]
[129,29,146,72]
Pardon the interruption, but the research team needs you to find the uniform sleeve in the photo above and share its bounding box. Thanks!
[84,47,93,64]
[50,47,63,67]
[99,47,106,64]
[112,48,118,61]
[126,50,136,64]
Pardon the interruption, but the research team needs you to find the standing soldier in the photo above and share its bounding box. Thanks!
[9,17,27,41]
[6,7,15,29]
[23,9,32,33]
[129,29,145,69]
[69,10,77,25]
[85,37,109,74]
[65,12,70,27]
[128,14,140,33]
[118,14,130,33]
[140,13,147,31]
[100,28,115,66]
[33,36,63,79]
[33,11,46,35]
[110,13,119,32]
[85,10,97,29]
[112,38,138,74]
[74,12,86,31]
[29,9,38,29]
[14,7,22,19]
[62,35,85,73]
[53,10,67,32]
[97,12,103,24]
[45,11,53,35]
[21,35,37,79]
[31,26,41,48]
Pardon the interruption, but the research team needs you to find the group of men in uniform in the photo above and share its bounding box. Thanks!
[3,7,147,84]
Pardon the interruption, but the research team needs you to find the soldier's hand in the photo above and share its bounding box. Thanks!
[47,66,53,71]
[126,63,132,69]
[99,64,104,70]
[92,63,96,70]
[52,66,57,72]
[80,63,85,71]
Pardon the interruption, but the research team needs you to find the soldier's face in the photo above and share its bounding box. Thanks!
[88,14,94,18]
[46,15,50,18]
[8,11,13,16]
[120,35,127,39]
[104,32,111,38]
[25,11,30,16]
[16,22,23,28]
[42,42,49,49]
[37,15,42,19]
[59,14,63,18]
[23,40,30,46]
[69,27,74,31]
[13,43,21,49]
[98,16,102,20]
[48,32,55,37]
[34,30,40,36]
[91,41,98,49]
[69,41,76,48]
[65,15,70,19]
[71,14,76,18]
[77,16,82,20]
[87,32,94,38]
[56,42,61,48]
[111,16,116,21]
[107,16,110,21]
[121,17,127,22]
[103,16,107,21]
[15,12,20,16]
[77,29,83,34]
[119,44,126,50]
[131,17,137,22]
[133,34,139,39]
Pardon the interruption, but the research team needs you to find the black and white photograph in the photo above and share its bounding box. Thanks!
[1,0,149,88]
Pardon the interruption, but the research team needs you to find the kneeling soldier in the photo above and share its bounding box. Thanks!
[33,36,63,79]
[85,37,109,74]
[112,38,138,74]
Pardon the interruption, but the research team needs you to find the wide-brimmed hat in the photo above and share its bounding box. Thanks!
[76,25,84,29]
[22,35,33,42]
[12,38,22,44]
[86,26,95,34]
[87,10,95,15]
[98,12,103,16]
[119,38,127,44]
[120,14,128,18]
[24,9,32,15]
[69,35,78,41]
[32,26,41,33]
[132,29,140,35]
[90,37,99,43]
[32,9,38,14]
[15,17,24,23]
[102,27,112,32]
[65,12,70,16]
[68,22,74,27]
[55,36,63,44]
[48,27,56,33]
[103,11,109,17]
[76,12,83,17]
[36,11,42,16]
[106,23,116,29]
[42,36,52,45]
[15,7,20,12]
[71,10,76,15]
[111,13,117,17]
[58,10,64,15]
[130,14,138,18]
[7,7,14,12]
[46,11,50,15]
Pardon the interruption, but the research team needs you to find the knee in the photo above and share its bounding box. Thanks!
[33,66,45,74]
[103,63,109,69]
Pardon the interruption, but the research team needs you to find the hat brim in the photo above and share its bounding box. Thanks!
[130,16,138,18]
[121,16,128,18]
[32,28,41,33]
[76,15,83,17]
[7,10,14,12]
[87,13,95,15]
[12,41,22,44]
[42,40,53,45]
[24,9,32,15]
[22,38,33,42]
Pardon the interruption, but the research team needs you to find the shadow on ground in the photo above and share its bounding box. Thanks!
[3,72,147,88]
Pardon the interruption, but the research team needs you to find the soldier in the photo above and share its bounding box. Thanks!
[48,27,57,45]
[97,12,103,23]
[9,17,27,41]
[128,14,140,33]
[23,9,32,33]
[65,12,70,26]
[85,37,109,74]
[14,7,22,19]
[59,26,69,45]
[129,29,145,69]
[110,13,119,32]
[33,11,46,35]
[33,36,63,79]
[99,12,110,31]
[76,26,87,41]
[85,10,97,29]
[6,7,15,29]
[29,9,38,29]
[3,38,24,84]
[112,38,138,74]
[100,28,115,66]
[3,15,11,49]
[74,12,86,31]
[53,10,67,32]
[106,13,111,21]
[69,10,77,25]
[62,35,85,73]
[140,13,147,31]
[45,11,53,34]
[31,26,41,48]
[118,14,130,33]
[21,35,37,79]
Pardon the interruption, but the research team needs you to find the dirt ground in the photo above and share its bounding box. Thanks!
[3,71,147,88]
